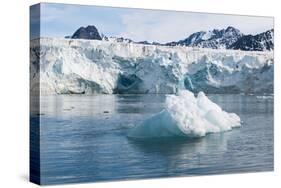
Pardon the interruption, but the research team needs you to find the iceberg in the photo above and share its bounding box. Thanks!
[128,90,241,138]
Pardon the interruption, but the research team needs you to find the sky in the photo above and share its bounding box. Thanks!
[31,3,274,43]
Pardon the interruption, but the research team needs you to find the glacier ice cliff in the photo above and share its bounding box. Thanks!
[30,38,273,95]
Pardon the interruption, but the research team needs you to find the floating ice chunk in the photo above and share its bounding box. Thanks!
[128,90,241,138]
[256,95,273,100]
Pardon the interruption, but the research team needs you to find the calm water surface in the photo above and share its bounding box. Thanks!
[32,94,273,185]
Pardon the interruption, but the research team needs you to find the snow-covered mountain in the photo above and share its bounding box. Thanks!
[102,36,134,44]
[30,38,273,95]
[165,27,274,51]
[166,26,243,49]
[68,25,274,51]
[229,29,274,51]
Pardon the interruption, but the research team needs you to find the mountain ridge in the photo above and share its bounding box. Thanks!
[69,25,274,51]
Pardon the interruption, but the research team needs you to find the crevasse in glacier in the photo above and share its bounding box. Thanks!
[30,37,273,95]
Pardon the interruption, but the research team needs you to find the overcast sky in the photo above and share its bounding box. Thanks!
[34,3,273,43]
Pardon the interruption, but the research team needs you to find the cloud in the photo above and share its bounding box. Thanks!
[40,3,74,22]
[119,10,273,43]
[39,3,125,38]
[38,3,273,42]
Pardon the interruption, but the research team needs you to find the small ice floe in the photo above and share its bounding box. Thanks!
[256,95,273,100]
[128,90,241,138]
[63,106,75,111]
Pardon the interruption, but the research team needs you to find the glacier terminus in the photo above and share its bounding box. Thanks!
[31,37,273,95]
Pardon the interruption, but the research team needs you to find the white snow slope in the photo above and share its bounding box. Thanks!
[30,38,273,95]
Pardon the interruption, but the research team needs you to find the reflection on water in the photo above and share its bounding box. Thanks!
[38,94,166,118]
[33,94,273,185]
[128,134,230,173]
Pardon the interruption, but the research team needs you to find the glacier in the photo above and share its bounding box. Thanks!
[30,37,273,95]
[128,90,241,138]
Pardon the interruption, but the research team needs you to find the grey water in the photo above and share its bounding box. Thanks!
[32,94,273,185]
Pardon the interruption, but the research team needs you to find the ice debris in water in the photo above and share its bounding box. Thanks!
[128,90,241,138]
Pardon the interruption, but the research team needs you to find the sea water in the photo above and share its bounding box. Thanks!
[31,94,273,185]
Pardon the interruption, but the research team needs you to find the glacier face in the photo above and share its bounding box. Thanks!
[30,37,273,95]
